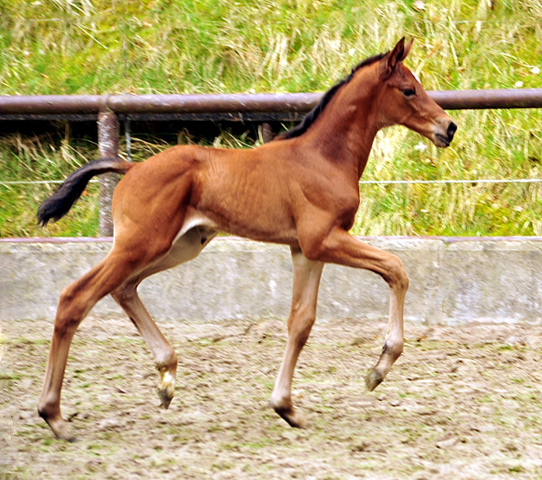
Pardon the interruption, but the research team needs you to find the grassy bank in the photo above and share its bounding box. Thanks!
[0,0,541,237]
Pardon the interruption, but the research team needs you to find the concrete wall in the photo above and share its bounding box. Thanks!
[2,237,542,325]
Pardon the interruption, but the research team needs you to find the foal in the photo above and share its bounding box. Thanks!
[37,38,456,440]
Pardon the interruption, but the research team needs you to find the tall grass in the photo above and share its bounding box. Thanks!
[0,133,100,237]
[0,0,541,237]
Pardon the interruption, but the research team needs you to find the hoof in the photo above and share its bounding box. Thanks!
[271,403,307,428]
[39,410,77,442]
[158,385,174,409]
[365,368,384,392]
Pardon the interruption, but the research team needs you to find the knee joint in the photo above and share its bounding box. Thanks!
[55,287,86,329]
[111,283,137,304]
[384,256,409,290]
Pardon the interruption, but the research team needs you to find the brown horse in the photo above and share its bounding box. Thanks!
[37,38,456,441]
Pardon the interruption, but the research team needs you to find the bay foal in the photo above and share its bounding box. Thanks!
[37,38,456,440]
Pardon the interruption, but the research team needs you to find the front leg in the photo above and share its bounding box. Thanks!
[300,226,409,391]
[365,280,406,391]
[270,246,324,427]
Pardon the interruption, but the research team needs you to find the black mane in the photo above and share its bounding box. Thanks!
[275,52,387,141]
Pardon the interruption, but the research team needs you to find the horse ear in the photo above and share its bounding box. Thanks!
[380,37,413,78]
[401,38,414,61]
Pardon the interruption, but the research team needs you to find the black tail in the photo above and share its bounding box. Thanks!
[37,157,133,226]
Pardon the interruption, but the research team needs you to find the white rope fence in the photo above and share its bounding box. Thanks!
[1,179,99,185]
[2,178,542,186]
[358,178,542,185]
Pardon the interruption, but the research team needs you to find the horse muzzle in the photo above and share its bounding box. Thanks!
[433,120,457,148]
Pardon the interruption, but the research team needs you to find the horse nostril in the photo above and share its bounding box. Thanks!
[447,121,457,138]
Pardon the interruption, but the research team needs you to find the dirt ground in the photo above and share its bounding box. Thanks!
[1,315,542,480]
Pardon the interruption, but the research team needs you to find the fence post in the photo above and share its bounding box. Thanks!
[97,110,119,237]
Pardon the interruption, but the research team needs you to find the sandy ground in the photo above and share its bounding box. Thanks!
[1,315,542,479]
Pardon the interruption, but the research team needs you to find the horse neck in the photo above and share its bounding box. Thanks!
[303,76,383,179]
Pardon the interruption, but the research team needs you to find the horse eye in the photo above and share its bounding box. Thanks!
[402,88,416,97]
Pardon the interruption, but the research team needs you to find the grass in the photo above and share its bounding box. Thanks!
[0,0,541,237]
[0,133,100,237]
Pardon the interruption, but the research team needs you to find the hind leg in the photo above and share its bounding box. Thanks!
[112,284,178,408]
[111,226,216,409]
[38,251,143,441]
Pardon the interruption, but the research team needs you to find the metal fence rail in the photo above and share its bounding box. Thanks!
[1,88,541,235]
[1,89,542,115]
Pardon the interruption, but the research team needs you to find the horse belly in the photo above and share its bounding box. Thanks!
[197,185,297,244]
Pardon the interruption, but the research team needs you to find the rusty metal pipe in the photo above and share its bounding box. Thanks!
[97,111,119,237]
[0,89,541,116]
[0,95,107,115]
[429,89,542,110]
[106,93,321,114]
[0,93,320,115]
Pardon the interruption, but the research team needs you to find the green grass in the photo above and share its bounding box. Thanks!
[0,0,541,237]
[0,134,100,237]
